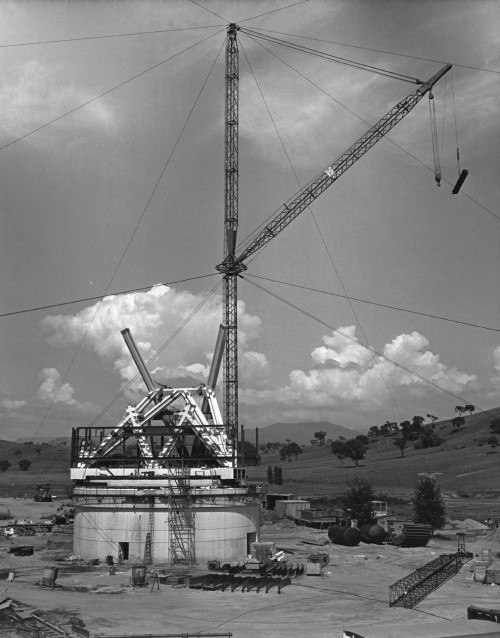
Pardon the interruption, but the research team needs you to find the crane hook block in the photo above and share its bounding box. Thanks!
[452,169,469,194]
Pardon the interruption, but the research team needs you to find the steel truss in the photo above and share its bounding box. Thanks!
[221,23,240,457]
[389,552,471,608]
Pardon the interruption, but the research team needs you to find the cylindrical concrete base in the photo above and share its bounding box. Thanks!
[72,488,260,564]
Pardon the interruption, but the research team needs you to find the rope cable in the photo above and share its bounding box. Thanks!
[240,40,403,422]
[428,91,442,186]
[26,39,225,441]
[239,32,499,223]
[0,28,225,153]
[247,27,500,75]
[240,27,419,84]
[451,69,461,175]
[246,274,500,333]
[0,274,217,319]
[0,25,225,48]
[242,276,482,409]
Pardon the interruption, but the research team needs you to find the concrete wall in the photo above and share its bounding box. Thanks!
[73,500,260,564]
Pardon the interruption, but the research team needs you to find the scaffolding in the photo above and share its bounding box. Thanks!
[389,552,471,608]
[143,495,154,565]
[166,477,195,565]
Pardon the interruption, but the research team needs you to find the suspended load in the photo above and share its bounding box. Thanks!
[452,169,469,194]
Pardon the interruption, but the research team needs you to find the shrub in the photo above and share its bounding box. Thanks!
[18,459,32,471]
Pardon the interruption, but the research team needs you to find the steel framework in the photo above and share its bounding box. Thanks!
[389,552,471,608]
[221,23,241,455]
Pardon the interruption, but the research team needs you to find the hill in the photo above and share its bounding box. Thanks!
[245,421,361,446]
[246,407,500,500]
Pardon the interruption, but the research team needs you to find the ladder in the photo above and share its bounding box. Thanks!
[167,476,195,565]
[143,495,154,565]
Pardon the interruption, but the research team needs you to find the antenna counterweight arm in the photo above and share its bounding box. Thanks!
[217,63,451,270]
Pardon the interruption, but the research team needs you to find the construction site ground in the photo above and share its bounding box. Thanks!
[1,498,500,638]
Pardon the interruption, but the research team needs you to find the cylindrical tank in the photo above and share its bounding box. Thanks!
[359,523,386,544]
[328,525,360,546]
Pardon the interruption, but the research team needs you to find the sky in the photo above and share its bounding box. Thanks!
[0,0,498,441]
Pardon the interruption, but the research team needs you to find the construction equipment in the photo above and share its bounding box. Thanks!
[33,484,52,502]
[217,20,452,442]
[390,552,471,608]
[386,520,433,547]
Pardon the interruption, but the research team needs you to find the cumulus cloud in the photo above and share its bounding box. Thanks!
[36,368,76,405]
[240,326,477,421]
[0,60,116,144]
[2,398,27,410]
[40,285,267,396]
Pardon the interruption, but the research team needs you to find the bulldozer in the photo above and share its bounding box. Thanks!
[33,483,53,502]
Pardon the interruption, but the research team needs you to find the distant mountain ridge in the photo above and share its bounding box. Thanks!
[244,421,362,446]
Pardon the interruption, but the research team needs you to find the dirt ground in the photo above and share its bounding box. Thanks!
[1,497,500,638]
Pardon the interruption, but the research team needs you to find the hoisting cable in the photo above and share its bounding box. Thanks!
[85,279,222,430]
[451,68,469,194]
[428,90,442,186]
[237,33,499,224]
[240,39,403,423]
[240,26,420,84]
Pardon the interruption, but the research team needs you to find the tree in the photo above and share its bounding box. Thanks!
[0,460,11,472]
[355,434,370,446]
[274,465,283,485]
[490,418,500,435]
[464,404,475,415]
[14,449,22,456]
[18,459,32,471]
[267,465,273,484]
[451,416,465,431]
[427,414,438,427]
[287,442,302,460]
[400,420,415,440]
[455,405,466,415]
[331,440,347,466]
[314,431,327,446]
[343,438,367,466]
[413,477,446,530]
[341,477,375,526]
[393,437,408,457]
[487,435,499,452]
[368,426,380,439]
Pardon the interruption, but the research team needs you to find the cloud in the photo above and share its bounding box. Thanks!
[240,326,477,423]
[2,398,27,410]
[36,368,76,406]
[40,285,267,396]
[0,60,116,145]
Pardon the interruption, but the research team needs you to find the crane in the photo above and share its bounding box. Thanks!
[217,23,452,451]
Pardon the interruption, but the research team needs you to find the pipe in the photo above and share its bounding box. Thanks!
[121,328,156,392]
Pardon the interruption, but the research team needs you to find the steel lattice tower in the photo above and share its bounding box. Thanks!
[220,23,244,459]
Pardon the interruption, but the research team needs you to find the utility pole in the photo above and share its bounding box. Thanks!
[218,23,244,462]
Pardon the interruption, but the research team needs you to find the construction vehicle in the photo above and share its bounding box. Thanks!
[33,484,52,502]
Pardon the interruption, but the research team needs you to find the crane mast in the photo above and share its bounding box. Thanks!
[222,23,241,459]
[218,22,450,458]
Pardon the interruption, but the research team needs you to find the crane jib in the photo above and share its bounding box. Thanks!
[229,64,452,268]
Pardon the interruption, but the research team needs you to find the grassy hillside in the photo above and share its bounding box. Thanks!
[1,408,498,506]
[247,408,500,500]
[0,439,72,498]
